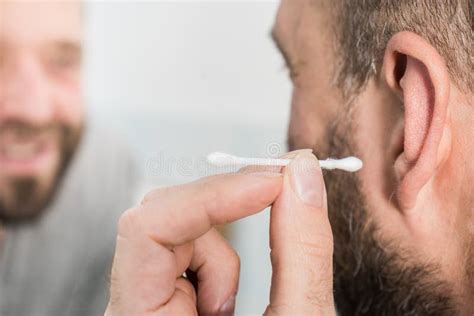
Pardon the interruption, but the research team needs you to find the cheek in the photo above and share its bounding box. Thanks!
[289,89,318,149]
[288,86,337,152]
[51,78,83,127]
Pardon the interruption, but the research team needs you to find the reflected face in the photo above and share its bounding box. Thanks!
[273,0,472,314]
[0,2,83,222]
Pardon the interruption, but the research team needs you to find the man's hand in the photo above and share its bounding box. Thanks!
[105,152,335,315]
[265,153,334,315]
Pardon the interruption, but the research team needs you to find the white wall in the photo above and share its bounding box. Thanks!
[84,2,291,314]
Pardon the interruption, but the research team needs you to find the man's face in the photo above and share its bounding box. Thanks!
[273,0,473,314]
[0,2,83,223]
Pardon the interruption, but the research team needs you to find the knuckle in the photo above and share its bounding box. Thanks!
[117,207,141,236]
[199,181,220,212]
[227,247,241,272]
[293,231,334,258]
[296,240,333,260]
[140,186,169,205]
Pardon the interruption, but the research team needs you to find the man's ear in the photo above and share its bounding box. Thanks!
[382,31,452,210]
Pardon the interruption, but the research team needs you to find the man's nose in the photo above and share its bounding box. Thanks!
[0,53,54,125]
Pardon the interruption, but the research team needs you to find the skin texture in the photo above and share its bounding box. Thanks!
[107,152,337,315]
[107,0,473,314]
[0,1,84,222]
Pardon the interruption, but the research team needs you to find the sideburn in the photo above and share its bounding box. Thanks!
[321,116,457,315]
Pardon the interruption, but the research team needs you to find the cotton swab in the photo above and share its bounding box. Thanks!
[207,152,363,172]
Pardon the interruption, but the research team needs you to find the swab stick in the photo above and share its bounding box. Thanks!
[207,152,363,172]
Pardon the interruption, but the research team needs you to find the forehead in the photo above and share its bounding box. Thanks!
[272,0,330,59]
[0,1,82,43]
[273,0,307,43]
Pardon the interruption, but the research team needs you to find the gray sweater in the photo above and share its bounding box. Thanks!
[0,125,139,316]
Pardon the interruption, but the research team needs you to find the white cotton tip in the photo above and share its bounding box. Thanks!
[206,151,363,173]
[330,156,363,172]
[206,152,237,167]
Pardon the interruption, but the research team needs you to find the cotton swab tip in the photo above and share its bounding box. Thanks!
[206,152,237,166]
[346,156,363,172]
[326,156,363,172]
[207,152,363,173]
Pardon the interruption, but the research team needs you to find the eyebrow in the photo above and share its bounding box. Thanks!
[48,40,82,53]
[270,28,292,69]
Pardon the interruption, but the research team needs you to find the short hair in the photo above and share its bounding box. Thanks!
[333,0,473,98]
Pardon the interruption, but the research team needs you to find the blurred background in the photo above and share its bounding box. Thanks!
[83,1,291,314]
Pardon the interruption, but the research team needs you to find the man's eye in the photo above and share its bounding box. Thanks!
[289,67,299,81]
[287,63,302,83]
[42,43,82,75]
[47,51,81,71]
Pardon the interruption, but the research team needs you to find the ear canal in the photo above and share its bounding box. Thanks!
[394,53,407,85]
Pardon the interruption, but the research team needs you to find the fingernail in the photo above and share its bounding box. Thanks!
[280,148,313,159]
[289,152,324,208]
[219,295,236,316]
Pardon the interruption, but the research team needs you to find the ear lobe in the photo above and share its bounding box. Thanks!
[382,32,451,210]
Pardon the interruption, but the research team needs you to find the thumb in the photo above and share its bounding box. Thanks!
[266,152,335,315]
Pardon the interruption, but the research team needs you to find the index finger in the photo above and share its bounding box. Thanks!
[118,172,283,246]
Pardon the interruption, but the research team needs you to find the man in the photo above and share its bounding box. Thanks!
[0,2,138,315]
[105,0,473,315]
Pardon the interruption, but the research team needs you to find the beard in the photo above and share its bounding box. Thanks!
[0,121,82,224]
[292,116,458,315]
